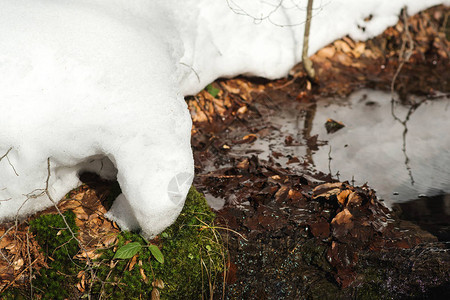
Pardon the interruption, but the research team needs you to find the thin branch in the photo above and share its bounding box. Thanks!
[0,147,19,176]
[26,230,33,299]
[0,147,12,161]
[225,0,326,28]
[390,7,417,186]
[179,62,201,83]
[44,158,96,299]
[390,8,414,96]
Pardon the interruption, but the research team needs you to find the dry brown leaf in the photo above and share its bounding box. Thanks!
[151,288,160,300]
[347,192,363,207]
[236,159,249,170]
[352,43,366,58]
[129,255,137,271]
[75,219,84,228]
[80,272,86,290]
[73,206,89,221]
[288,189,302,201]
[101,235,117,248]
[12,258,23,271]
[0,236,14,249]
[73,192,86,201]
[313,182,343,195]
[316,46,336,59]
[76,282,85,293]
[334,40,352,54]
[75,249,102,261]
[152,279,165,289]
[342,36,356,49]
[140,267,148,283]
[237,105,248,115]
[336,53,353,66]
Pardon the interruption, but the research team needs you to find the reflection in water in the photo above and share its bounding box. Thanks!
[231,89,450,206]
[390,95,427,186]
[397,193,450,241]
[310,90,450,204]
[313,90,450,202]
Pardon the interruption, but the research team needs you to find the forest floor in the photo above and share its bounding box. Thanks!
[1,5,449,299]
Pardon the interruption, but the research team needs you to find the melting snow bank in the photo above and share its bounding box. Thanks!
[0,0,447,238]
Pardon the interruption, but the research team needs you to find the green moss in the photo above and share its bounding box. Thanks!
[92,186,226,299]
[299,239,332,273]
[353,267,391,300]
[11,187,225,299]
[29,210,82,299]
[1,287,26,300]
[156,187,225,298]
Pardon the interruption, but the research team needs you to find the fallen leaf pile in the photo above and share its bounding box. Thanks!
[0,178,120,294]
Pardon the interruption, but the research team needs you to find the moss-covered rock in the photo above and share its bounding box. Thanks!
[19,186,225,299]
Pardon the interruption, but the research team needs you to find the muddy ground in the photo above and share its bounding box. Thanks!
[1,5,449,299]
[190,6,450,299]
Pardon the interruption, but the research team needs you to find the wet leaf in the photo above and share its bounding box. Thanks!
[337,190,352,205]
[313,182,343,199]
[347,192,363,207]
[149,244,164,264]
[332,209,353,225]
[113,242,142,259]
[325,119,345,134]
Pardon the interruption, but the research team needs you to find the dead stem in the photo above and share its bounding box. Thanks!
[26,230,33,299]
[0,147,19,177]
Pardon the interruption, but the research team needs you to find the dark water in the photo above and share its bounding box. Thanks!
[396,193,450,241]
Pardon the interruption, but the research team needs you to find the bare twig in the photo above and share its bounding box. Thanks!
[390,8,414,96]
[0,147,12,161]
[0,147,19,176]
[26,230,33,299]
[179,62,201,83]
[44,158,96,299]
[0,258,39,294]
[225,0,326,28]
[390,7,418,186]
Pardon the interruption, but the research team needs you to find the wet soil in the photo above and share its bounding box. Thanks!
[189,6,450,299]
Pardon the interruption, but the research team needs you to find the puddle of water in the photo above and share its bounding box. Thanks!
[232,89,450,206]
[204,193,226,211]
[310,89,450,205]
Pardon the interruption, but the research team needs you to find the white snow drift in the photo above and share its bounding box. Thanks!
[0,0,446,237]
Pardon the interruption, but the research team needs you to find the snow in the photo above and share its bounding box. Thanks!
[0,0,447,238]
